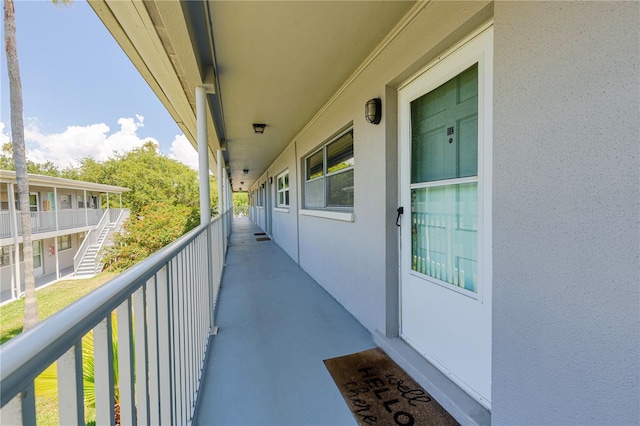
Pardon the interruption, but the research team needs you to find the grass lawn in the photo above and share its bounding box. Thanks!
[0,272,118,345]
[0,272,118,425]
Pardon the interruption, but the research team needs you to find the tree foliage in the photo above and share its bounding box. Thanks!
[233,191,248,217]
[2,139,220,271]
[101,202,196,271]
[67,141,217,215]
[1,143,62,177]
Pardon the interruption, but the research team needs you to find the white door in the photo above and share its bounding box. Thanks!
[32,240,43,277]
[399,27,493,409]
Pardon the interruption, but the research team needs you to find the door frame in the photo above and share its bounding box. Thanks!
[397,24,494,409]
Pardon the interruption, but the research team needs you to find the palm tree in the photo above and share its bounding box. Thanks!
[4,0,71,331]
[4,0,37,330]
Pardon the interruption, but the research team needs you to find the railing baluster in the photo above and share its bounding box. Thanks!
[57,343,85,425]
[146,276,161,425]
[189,242,197,412]
[117,298,136,425]
[134,284,150,426]
[156,265,173,424]
[22,383,36,425]
[94,316,115,426]
[172,254,183,424]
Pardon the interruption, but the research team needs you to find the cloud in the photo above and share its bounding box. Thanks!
[21,116,159,168]
[0,123,9,148]
[168,134,199,171]
[0,117,199,171]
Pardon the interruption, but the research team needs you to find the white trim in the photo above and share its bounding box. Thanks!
[274,208,289,214]
[410,176,478,190]
[299,209,354,222]
[276,170,290,208]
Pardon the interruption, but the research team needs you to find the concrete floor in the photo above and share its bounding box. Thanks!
[193,218,375,425]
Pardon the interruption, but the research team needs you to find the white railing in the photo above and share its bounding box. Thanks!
[73,210,110,274]
[0,207,232,425]
[58,209,102,230]
[0,209,106,239]
[93,209,130,274]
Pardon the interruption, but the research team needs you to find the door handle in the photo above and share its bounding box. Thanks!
[396,207,404,227]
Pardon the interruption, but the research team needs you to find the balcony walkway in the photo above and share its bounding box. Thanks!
[193,217,375,425]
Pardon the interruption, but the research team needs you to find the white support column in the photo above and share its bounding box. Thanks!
[196,86,211,225]
[217,149,223,218]
[83,189,88,226]
[54,234,60,279]
[54,187,59,231]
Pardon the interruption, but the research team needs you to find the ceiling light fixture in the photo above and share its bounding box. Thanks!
[252,123,266,134]
[243,169,249,174]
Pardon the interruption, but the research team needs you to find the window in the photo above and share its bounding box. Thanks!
[58,235,72,251]
[277,171,290,207]
[0,244,24,267]
[304,127,354,209]
[60,194,72,209]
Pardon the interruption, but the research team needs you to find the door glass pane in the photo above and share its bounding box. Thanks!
[411,183,478,292]
[29,194,38,212]
[411,64,478,184]
[32,241,42,268]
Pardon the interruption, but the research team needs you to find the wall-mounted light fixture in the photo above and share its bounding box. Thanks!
[243,169,249,175]
[365,98,382,125]
[269,177,273,184]
[252,123,266,134]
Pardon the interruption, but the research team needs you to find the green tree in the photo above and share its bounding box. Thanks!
[233,191,248,217]
[102,202,195,271]
[1,142,62,176]
[71,141,218,216]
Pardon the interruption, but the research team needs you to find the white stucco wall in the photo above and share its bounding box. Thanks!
[492,2,639,424]
[248,1,639,423]
[267,143,299,263]
[294,0,492,337]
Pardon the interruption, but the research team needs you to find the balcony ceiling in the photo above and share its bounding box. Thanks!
[89,0,415,191]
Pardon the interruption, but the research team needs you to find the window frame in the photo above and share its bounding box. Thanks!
[303,126,354,211]
[60,194,72,210]
[276,170,290,208]
[0,244,24,267]
[57,235,72,251]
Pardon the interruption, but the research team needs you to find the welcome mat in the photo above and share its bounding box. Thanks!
[256,237,271,241]
[324,348,459,426]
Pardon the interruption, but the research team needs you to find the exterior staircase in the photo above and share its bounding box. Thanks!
[75,223,115,277]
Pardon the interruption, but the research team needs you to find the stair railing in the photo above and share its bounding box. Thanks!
[73,209,110,275]
[93,208,130,274]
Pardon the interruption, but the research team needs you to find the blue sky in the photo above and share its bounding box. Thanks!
[0,0,197,169]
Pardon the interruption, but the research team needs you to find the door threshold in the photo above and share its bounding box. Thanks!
[374,330,491,426]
